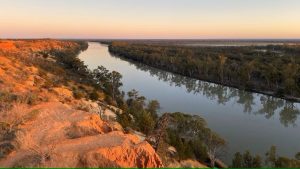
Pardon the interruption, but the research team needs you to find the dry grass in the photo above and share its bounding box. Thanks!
[66,123,101,139]
[0,103,41,159]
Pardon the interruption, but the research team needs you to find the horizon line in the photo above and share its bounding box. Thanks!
[2,38,300,41]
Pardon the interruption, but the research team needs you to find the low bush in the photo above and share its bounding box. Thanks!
[0,143,14,159]
[73,89,85,100]
[89,90,100,101]
[24,93,39,105]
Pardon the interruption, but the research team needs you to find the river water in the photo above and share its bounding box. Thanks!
[79,42,300,163]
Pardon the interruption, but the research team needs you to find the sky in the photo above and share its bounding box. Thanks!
[1,0,300,39]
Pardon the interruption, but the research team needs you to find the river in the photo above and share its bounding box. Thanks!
[78,42,300,163]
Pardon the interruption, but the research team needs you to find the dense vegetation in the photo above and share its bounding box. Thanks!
[163,112,225,167]
[232,146,300,168]
[109,42,300,101]
[114,88,225,167]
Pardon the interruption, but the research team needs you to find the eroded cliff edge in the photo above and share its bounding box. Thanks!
[0,40,163,168]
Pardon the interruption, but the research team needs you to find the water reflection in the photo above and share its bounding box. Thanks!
[255,96,284,119]
[111,54,300,127]
[280,102,300,127]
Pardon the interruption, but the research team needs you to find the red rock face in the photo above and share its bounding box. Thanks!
[0,40,163,168]
[0,102,163,168]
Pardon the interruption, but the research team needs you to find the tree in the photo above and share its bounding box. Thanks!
[137,111,156,135]
[243,151,254,167]
[279,102,300,127]
[232,152,243,168]
[126,89,146,114]
[218,54,227,83]
[93,66,109,88]
[275,157,300,168]
[146,100,160,120]
[283,59,300,95]
[232,150,262,168]
[253,155,263,168]
[203,129,226,167]
[239,60,256,87]
[153,112,222,164]
[122,90,157,135]
[265,145,300,168]
[265,145,277,167]
[261,63,279,89]
[296,152,300,160]
[146,113,170,151]
[92,66,123,105]
[108,71,122,100]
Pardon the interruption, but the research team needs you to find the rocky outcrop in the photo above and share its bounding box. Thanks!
[0,102,163,168]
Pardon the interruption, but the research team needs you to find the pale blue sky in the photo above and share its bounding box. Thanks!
[1,0,299,39]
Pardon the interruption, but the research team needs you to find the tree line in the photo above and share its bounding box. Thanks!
[108,42,300,101]
[231,146,300,168]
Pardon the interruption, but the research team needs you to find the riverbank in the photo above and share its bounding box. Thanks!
[108,41,300,102]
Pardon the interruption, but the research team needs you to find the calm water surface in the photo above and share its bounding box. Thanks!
[79,42,300,163]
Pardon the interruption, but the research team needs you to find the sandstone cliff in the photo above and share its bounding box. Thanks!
[0,40,163,168]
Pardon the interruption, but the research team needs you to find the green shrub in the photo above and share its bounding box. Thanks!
[136,111,156,135]
[116,112,132,129]
[167,129,194,160]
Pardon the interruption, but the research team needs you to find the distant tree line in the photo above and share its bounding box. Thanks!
[108,42,300,100]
